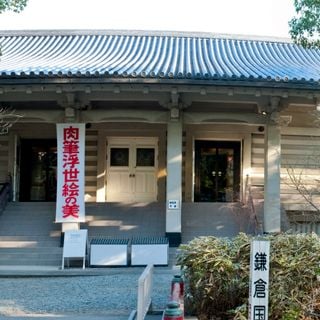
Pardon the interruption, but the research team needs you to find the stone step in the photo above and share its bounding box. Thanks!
[0,235,60,240]
[0,202,61,266]
[3,209,55,213]
[1,212,55,217]
[1,211,55,215]
[0,258,62,266]
[0,242,60,249]
[0,242,61,249]
[0,225,59,231]
[0,217,57,221]
[0,223,59,229]
[0,222,56,227]
[0,201,167,267]
[5,210,54,213]
[2,205,54,209]
[0,252,62,260]
[0,232,60,237]
[7,202,55,206]
[1,215,55,219]
[0,231,59,236]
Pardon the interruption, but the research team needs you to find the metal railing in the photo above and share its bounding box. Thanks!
[287,212,320,235]
[137,264,154,320]
[0,181,12,216]
[289,221,320,234]
[244,175,262,235]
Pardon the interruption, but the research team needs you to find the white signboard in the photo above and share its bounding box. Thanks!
[62,229,88,269]
[168,200,180,209]
[249,240,270,320]
[56,123,85,223]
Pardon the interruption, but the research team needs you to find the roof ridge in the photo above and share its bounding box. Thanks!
[0,29,293,44]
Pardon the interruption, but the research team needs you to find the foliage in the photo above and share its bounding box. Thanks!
[0,0,28,13]
[289,0,320,48]
[177,233,320,320]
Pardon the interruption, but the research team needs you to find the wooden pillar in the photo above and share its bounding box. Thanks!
[96,131,106,202]
[166,119,183,246]
[264,111,281,233]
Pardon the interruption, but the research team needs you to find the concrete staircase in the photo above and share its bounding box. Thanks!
[0,202,62,266]
[1,200,262,267]
[83,202,166,240]
[0,201,178,267]
[83,202,178,266]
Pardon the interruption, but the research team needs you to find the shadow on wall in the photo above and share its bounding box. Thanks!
[82,202,166,239]
[181,201,265,241]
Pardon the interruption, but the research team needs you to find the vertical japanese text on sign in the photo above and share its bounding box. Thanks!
[249,240,270,320]
[56,124,85,223]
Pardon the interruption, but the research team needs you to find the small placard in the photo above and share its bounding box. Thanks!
[168,200,180,209]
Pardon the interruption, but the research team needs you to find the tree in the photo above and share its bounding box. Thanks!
[0,1,27,133]
[0,0,28,13]
[0,107,23,134]
[289,0,320,48]
[283,109,320,233]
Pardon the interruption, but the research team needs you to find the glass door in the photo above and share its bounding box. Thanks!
[194,140,241,202]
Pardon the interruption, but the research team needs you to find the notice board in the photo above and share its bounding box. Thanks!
[62,229,88,269]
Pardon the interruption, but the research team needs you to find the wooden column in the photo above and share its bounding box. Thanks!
[264,115,281,233]
[166,118,183,246]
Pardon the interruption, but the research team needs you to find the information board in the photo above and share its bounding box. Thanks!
[62,229,88,269]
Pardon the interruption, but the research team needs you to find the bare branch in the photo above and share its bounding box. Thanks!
[0,107,23,134]
[284,109,320,217]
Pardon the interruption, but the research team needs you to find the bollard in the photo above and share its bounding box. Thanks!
[171,274,184,302]
[171,274,184,315]
[163,301,184,320]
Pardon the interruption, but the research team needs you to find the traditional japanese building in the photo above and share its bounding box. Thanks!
[0,29,319,250]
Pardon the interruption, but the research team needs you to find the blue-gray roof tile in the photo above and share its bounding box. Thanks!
[0,30,320,84]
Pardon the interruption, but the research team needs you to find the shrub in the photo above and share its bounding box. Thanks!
[177,233,320,320]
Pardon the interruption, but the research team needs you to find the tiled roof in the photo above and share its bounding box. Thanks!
[0,30,320,85]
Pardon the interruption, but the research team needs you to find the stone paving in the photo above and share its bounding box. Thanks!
[0,266,180,320]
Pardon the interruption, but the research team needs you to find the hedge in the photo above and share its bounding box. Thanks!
[177,233,320,320]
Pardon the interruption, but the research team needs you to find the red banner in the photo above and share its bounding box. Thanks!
[56,123,85,222]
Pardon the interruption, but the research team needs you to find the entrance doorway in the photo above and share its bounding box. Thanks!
[106,137,158,202]
[194,140,241,202]
[19,139,57,201]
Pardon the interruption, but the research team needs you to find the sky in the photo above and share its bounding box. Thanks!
[0,0,296,38]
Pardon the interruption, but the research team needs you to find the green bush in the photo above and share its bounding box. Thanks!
[177,233,320,320]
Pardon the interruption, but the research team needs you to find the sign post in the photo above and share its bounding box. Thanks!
[62,229,88,269]
[249,239,270,320]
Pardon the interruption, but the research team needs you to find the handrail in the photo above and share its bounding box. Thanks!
[137,264,154,320]
[0,181,12,215]
[244,175,262,235]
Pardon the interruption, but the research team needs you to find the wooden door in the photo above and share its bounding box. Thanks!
[106,137,158,202]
